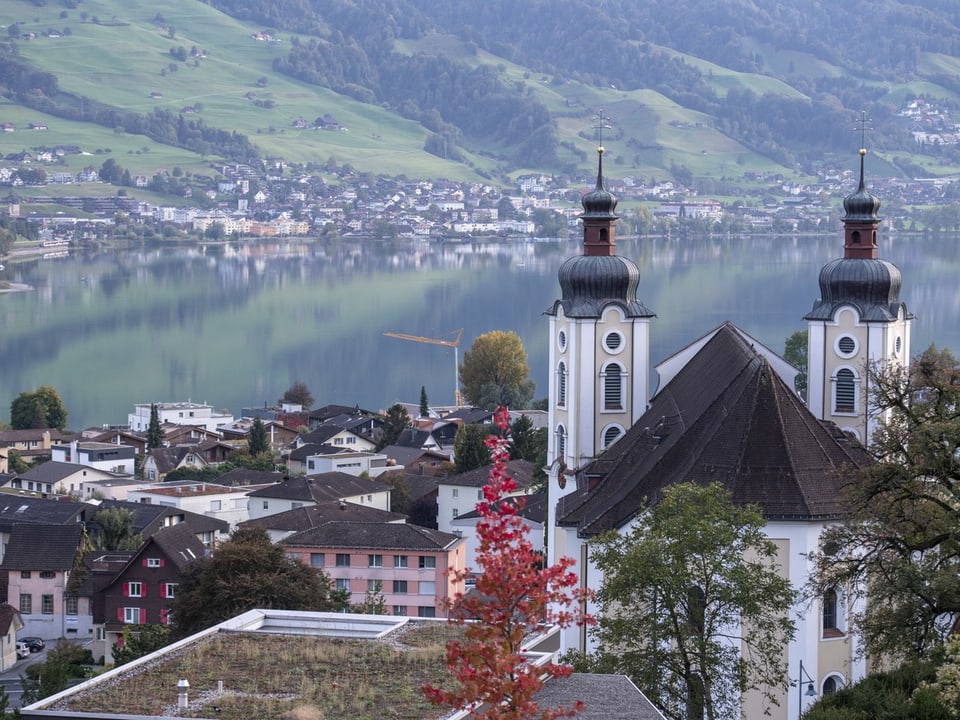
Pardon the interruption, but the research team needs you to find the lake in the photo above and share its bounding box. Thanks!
[1,232,958,430]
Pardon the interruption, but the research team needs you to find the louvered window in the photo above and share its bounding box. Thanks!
[603,364,623,410]
[837,336,856,356]
[555,425,566,459]
[603,426,622,448]
[557,362,567,407]
[835,369,855,412]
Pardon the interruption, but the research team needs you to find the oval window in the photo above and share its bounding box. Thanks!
[604,331,623,353]
[558,330,567,352]
[836,335,857,357]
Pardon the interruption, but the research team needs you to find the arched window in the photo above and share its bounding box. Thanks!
[602,425,622,449]
[603,362,623,410]
[555,424,566,460]
[557,362,567,407]
[823,676,839,695]
[823,587,838,632]
[834,369,856,413]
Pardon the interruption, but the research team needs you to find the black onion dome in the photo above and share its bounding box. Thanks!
[805,258,906,322]
[843,151,881,222]
[548,254,654,318]
[581,153,618,219]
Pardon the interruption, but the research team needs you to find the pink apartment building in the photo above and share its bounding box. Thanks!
[283,521,465,618]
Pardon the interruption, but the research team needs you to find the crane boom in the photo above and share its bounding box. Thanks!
[384,329,464,407]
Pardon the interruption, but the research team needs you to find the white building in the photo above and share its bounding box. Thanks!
[128,402,234,433]
[50,440,136,475]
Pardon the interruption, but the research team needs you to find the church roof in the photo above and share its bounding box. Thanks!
[557,323,871,536]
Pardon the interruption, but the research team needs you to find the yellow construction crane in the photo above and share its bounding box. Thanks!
[384,328,464,407]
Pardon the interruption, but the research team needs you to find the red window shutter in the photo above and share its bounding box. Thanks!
[123,582,129,597]
[139,608,146,624]
[141,584,147,598]
[159,559,165,567]
[160,609,168,625]
[117,607,124,621]
[142,559,148,567]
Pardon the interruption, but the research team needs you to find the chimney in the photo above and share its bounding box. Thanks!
[177,679,190,709]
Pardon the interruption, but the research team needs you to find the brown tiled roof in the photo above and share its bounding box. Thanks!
[1,524,84,571]
[558,323,871,537]
[0,603,21,636]
[147,523,207,568]
[247,473,390,502]
[283,521,460,551]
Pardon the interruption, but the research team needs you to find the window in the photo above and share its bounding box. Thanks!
[393,605,406,616]
[603,331,623,353]
[40,570,55,579]
[311,553,325,568]
[393,580,408,594]
[335,578,350,592]
[419,556,436,569]
[146,558,161,568]
[836,335,857,357]
[419,581,436,595]
[834,369,856,413]
[558,329,567,352]
[262,500,269,510]
[452,508,459,519]
[477,489,483,500]
[557,361,567,406]
[394,555,408,568]
[164,583,177,599]
[603,363,623,410]
[555,424,566,459]
[41,594,54,614]
[452,488,459,498]
[65,595,78,616]
[602,425,623,448]
[418,606,437,618]
[128,581,143,598]
[823,677,839,694]
[368,554,383,568]
[367,580,382,593]
[336,554,350,567]
[20,571,30,579]
[19,594,31,614]
[210,500,221,511]
[123,607,140,624]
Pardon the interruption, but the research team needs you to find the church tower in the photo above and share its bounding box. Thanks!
[805,146,911,445]
[544,135,655,562]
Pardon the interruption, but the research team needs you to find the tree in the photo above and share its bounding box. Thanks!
[248,416,269,456]
[10,386,68,430]
[112,624,171,666]
[170,526,348,638]
[454,423,493,474]
[590,482,796,720]
[508,414,548,486]
[280,380,313,410]
[811,345,960,662]
[146,403,163,450]
[460,331,536,410]
[93,507,142,551]
[21,640,89,704]
[419,385,430,418]
[783,330,808,399]
[423,408,592,720]
[378,403,411,450]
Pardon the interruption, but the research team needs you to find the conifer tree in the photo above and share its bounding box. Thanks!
[146,403,163,450]
[248,416,269,456]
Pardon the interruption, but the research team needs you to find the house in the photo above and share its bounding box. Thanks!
[19,608,666,719]
[299,424,376,453]
[141,441,234,482]
[241,500,405,542]
[437,459,536,534]
[128,402,234,433]
[0,496,87,561]
[91,499,229,550]
[378,445,449,476]
[218,418,300,451]
[246,473,392,520]
[94,523,207,664]
[303,449,392,478]
[126,482,264,530]
[0,428,73,464]
[451,492,546,573]
[0,603,23,671]
[11,461,129,497]
[1,524,91,639]
[50,440,136,475]
[283,521,465,617]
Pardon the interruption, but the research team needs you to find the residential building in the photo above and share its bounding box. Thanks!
[437,459,536,534]
[0,603,23,671]
[246,473,392,520]
[128,402,234,433]
[241,500,405,542]
[0,496,87,563]
[126,482,260,531]
[1,524,91,639]
[50,440,136,475]
[283,521,465,617]
[0,429,73,465]
[91,499,229,551]
[451,492,546,573]
[303,449,391,478]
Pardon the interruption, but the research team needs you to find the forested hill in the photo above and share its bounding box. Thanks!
[3,0,960,183]
[199,0,960,173]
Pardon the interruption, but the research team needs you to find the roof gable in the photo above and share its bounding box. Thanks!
[1,524,85,570]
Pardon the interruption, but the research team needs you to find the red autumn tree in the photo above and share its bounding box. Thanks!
[423,407,593,720]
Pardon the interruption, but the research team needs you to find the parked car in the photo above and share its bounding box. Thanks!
[20,636,44,652]
[15,642,29,659]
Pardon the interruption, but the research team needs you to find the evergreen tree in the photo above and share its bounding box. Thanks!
[454,423,493,474]
[93,507,142,551]
[248,416,269,456]
[419,385,430,418]
[146,403,163,450]
[378,403,411,450]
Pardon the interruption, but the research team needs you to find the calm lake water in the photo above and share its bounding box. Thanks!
[1,233,958,430]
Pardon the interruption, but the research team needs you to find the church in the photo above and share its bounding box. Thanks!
[543,142,911,720]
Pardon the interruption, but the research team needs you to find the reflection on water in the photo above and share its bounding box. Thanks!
[1,234,958,429]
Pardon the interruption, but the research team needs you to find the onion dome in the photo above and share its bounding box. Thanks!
[807,257,903,322]
[581,148,618,219]
[553,254,653,318]
[842,148,881,223]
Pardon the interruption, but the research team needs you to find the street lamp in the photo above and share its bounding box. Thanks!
[798,659,817,718]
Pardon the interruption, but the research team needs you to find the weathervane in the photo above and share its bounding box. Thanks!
[854,110,872,155]
[592,109,612,154]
